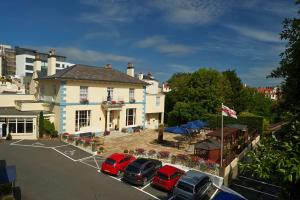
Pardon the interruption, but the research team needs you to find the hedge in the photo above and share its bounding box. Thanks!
[203,114,264,134]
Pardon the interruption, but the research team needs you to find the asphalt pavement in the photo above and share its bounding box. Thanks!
[0,140,170,200]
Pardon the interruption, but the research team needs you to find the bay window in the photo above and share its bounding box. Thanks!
[126,108,136,126]
[75,110,91,131]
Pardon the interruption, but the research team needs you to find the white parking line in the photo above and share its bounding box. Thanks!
[233,183,279,198]
[141,182,151,190]
[52,144,70,148]
[10,139,24,145]
[79,160,99,169]
[110,176,122,182]
[11,143,52,149]
[52,148,76,162]
[76,155,95,162]
[210,188,219,200]
[133,186,160,200]
[239,176,282,189]
[94,156,100,170]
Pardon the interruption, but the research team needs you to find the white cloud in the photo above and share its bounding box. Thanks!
[135,35,199,55]
[158,44,197,54]
[239,65,283,87]
[135,36,167,48]
[168,64,194,72]
[227,25,281,43]
[56,47,136,63]
[152,0,232,25]
[80,0,148,24]
[80,0,231,26]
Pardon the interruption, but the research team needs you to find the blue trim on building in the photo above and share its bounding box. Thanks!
[42,101,144,106]
[142,86,146,128]
[59,81,67,134]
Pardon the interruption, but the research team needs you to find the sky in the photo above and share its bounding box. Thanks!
[0,0,298,86]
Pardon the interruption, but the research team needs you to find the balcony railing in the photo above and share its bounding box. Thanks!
[40,95,54,102]
[80,98,89,104]
[101,96,124,110]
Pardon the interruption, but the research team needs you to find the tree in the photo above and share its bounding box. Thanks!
[39,111,44,138]
[222,70,243,112]
[240,2,300,199]
[269,1,300,114]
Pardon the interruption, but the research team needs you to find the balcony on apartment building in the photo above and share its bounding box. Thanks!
[101,96,125,110]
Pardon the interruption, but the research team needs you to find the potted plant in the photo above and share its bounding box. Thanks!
[98,146,105,154]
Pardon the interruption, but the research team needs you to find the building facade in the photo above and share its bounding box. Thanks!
[0,50,165,139]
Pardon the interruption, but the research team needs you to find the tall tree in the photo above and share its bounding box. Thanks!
[269,1,300,114]
[222,70,243,112]
[240,2,300,199]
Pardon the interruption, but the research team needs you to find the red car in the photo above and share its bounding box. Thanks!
[101,153,136,176]
[152,165,185,191]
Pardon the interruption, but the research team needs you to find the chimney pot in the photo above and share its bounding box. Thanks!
[105,64,112,69]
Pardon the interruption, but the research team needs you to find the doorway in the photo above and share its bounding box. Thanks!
[0,123,7,138]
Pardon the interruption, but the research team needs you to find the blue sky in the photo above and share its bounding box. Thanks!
[1,0,297,86]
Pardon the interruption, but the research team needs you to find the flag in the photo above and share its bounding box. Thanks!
[222,104,237,119]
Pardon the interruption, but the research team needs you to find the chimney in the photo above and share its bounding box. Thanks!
[138,73,143,80]
[47,49,56,76]
[105,64,112,69]
[127,62,134,77]
[32,52,41,79]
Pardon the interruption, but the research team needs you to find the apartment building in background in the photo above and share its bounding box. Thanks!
[0,44,16,76]
[0,50,165,139]
[0,44,73,78]
[15,47,73,78]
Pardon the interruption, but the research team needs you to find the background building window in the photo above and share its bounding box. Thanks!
[56,63,60,68]
[25,72,33,77]
[129,88,135,102]
[80,86,88,102]
[156,96,160,106]
[126,108,136,126]
[75,110,91,131]
[25,57,34,63]
[25,65,33,70]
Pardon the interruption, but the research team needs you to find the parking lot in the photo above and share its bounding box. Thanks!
[1,140,179,200]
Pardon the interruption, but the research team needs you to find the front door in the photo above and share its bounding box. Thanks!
[1,124,7,138]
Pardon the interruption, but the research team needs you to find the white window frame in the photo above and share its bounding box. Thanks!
[126,108,136,126]
[156,96,160,106]
[129,88,135,101]
[75,110,91,131]
[80,86,88,101]
[8,118,33,134]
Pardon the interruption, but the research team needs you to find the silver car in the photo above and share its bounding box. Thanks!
[173,170,212,200]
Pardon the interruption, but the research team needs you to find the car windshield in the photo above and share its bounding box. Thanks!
[126,165,140,173]
[177,181,194,193]
[105,158,116,165]
[157,172,169,180]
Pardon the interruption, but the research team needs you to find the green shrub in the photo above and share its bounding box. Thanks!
[6,133,12,140]
[44,120,58,138]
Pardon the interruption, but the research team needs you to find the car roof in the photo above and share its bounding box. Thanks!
[158,165,183,176]
[179,170,209,186]
[108,153,126,161]
[131,158,150,166]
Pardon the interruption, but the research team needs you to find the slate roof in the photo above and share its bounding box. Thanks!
[37,64,148,85]
[0,107,52,116]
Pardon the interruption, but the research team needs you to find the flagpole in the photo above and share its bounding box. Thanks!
[221,103,223,168]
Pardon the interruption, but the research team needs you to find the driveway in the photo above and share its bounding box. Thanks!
[0,140,170,200]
